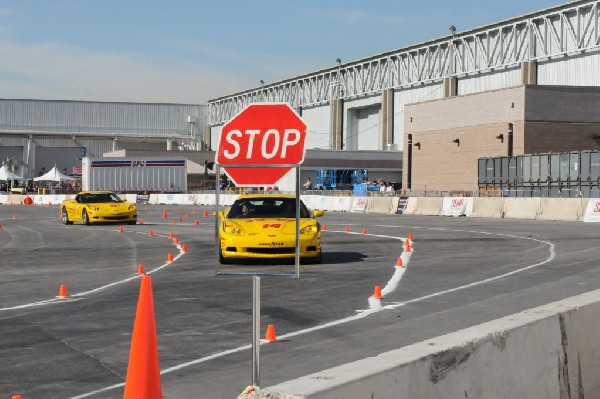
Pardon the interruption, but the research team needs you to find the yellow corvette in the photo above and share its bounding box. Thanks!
[219,194,324,264]
[61,191,137,225]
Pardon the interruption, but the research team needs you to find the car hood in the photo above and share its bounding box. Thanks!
[229,217,315,234]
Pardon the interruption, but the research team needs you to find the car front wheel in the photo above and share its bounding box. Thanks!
[61,208,73,225]
[82,209,90,225]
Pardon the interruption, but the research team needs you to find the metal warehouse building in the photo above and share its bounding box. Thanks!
[207,0,600,194]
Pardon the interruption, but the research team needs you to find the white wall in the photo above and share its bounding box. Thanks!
[301,105,331,150]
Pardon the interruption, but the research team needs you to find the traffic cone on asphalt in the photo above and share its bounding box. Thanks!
[203,209,209,218]
[371,285,384,299]
[136,264,145,275]
[181,244,188,253]
[171,219,176,225]
[123,275,163,399]
[139,219,145,225]
[162,208,167,218]
[119,226,124,233]
[167,253,174,262]
[168,232,174,238]
[322,224,327,231]
[179,217,184,222]
[173,237,179,245]
[264,324,278,342]
[404,240,412,253]
[395,257,404,267]
[56,284,69,298]
[193,220,199,226]
[11,395,22,399]
[148,229,154,237]
[193,209,197,214]
[185,213,189,218]
[408,232,414,241]
[362,228,367,234]
[12,214,17,220]
[344,226,349,232]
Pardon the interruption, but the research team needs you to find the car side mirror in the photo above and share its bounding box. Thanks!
[313,210,325,217]
[219,211,225,219]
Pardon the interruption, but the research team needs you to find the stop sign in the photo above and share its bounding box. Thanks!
[216,103,307,187]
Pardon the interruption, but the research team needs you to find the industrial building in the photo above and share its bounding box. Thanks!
[2,1,600,194]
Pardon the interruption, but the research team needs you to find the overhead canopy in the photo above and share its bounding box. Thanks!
[0,165,24,181]
[33,166,75,182]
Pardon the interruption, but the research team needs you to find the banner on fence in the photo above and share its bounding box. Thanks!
[583,198,600,222]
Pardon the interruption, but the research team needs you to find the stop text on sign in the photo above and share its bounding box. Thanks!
[222,129,301,160]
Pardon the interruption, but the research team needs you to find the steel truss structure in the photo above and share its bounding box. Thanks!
[209,0,600,125]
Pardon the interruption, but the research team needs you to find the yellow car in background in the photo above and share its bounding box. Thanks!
[61,191,137,225]
[219,194,324,264]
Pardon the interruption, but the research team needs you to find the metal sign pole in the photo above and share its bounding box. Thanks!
[252,276,260,387]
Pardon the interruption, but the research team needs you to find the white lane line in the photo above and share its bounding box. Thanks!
[73,227,556,399]
[0,231,184,312]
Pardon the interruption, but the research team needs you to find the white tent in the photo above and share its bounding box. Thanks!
[33,166,75,182]
[0,165,24,181]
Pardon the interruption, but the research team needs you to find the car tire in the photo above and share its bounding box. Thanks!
[218,247,229,264]
[82,210,90,226]
[61,207,73,225]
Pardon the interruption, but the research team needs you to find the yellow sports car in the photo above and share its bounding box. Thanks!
[61,191,137,225]
[219,194,324,264]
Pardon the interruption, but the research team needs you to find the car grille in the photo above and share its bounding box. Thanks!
[102,215,131,221]
[246,247,295,255]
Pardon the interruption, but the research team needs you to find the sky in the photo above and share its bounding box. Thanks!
[0,0,570,104]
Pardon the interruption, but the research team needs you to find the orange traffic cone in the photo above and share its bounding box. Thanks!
[185,213,190,218]
[162,208,167,218]
[148,229,154,237]
[140,219,145,225]
[344,226,349,232]
[322,224,327,231]
[404,240,412,253]
[167,253,174,262]
[24,192,33,205]
[173,237,179,245]
[264,324,278,342]
[136,263,145,275]
[193,209,197,214]
[193,220,199,226]
[12,214,17,220]
[203,209,209,217]
[56,284,69,298]
[371,285,384,299]
[123,275,163,399]
[171,219,176,225]
[168,232,174,238]
[395,257,403,267]
[0,224,3,230]
[119,226,124,233]
[362,228,367,234]
[179,217,184,222]
[408,232,414,241]
[181,244,188,253]
[11,395,22,399]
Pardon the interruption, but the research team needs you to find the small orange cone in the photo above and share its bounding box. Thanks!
[123,275,163,399]
[56,284,69,298]
[193,209,197,214]
[193,220,199,226]
[119,226,124,233]
[0,224,3,230]
[404,240,412,253]
[11,395,22,399]
[179,217,184,222]
[344,226,349,232]
[408,232,414,241]
[362,228,367,234]
[162,208,167,218]
[173,237,179,245]
[322,224,327,231]
[264,324,277,342]
[136,263,145,275]
[12,214,17,220]
[168,232,174,238]
[395,257,404,267]
[140,219,145,225]
[148,229,154,237]
[203,209,209,217]
[185,213,190,218]
[371,285,384,299]
[167,253,174,262]
[171,219,176,225]
[181,244,188,252]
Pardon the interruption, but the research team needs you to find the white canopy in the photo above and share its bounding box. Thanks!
[0,165,24,181]
[33,166,75,182]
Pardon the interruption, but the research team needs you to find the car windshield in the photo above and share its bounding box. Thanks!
[228,198,310,218]
[79,193,122,203]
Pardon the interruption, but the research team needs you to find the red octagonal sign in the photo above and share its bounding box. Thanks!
[216,103,307,187]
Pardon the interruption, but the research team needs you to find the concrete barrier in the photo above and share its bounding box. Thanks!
[469,197,505,218]
[258,289,600,398]
[536,198,584,221]
[365,196,394,214]
[390,197,400,214]
[414,197,443,216]
[503,197,541,220]
[401,197,419,215]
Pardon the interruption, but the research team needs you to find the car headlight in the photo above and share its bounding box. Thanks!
[300,225,318,234]
[87,206,100,211]
[128,205,136,210]
[223,223,243,235]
